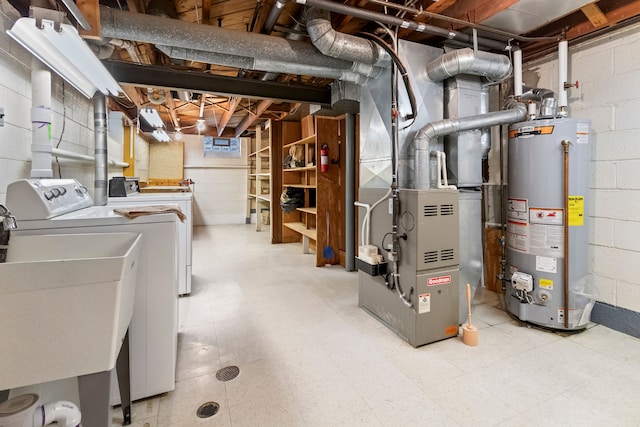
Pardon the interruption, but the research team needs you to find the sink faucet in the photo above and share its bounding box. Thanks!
[0,204,17,263]
[0,204,17,230]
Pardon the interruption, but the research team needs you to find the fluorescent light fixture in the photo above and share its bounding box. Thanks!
[140,107,164,129]
[7,17,122,99]
[152,129,171,142]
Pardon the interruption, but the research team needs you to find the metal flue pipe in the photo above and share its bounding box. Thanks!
[414,104,527,189]
[426,48,512,83]
[93,94,108,205]
[295,0,508,51]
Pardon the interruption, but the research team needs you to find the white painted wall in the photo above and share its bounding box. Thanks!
[0,0,126,204]
[526,23,640,313]
[182,134,249,226]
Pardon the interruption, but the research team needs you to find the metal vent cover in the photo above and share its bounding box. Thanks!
[441,249,455,261]
[440,204,454,216]
[423,205,438,216]
[424,251,438,263]
[216,366,240,382]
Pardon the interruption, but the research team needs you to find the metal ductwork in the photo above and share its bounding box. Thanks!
[414,103,527,189]
[155,45,381,85]
[306,8,390,68]
[99,6,379,85]
[426,48,512,83]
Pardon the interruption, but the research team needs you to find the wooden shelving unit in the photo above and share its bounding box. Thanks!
[247,121,272,235]
[278,116,346,266]
[281,131,317,253]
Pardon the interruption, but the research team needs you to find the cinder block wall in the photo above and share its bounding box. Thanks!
[527,23,640,314]
[182,135,249,225]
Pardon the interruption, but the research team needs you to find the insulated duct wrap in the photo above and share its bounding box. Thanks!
[427,48,512,83]
[100,6,359,75]
[155,45,380,84]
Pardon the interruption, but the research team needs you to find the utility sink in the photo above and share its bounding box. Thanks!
[0,232,142,390]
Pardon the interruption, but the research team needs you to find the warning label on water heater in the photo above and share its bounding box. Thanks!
[418,293,431,314]
[568,196,585,226]
[507,198,528,221]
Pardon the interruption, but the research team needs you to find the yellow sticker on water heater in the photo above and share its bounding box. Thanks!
[568,196,584,226]
[539,278,554,290]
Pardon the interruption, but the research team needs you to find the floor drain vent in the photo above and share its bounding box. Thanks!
[196,402,220,418]
[216,365,240,381]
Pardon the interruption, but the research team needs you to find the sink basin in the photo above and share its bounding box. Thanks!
[0,232,142,390]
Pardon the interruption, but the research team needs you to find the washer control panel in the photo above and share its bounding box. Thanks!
[6,179,93,220]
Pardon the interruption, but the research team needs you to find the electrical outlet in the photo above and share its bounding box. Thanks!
[0,107,4,126]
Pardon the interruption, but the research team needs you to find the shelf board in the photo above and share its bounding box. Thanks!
[297,207,317,215]
[249,146,270,157]
[283,166,315,172]
[256,173,270,177]
[248,193,271,201]
[283,222,317,240]
[284,184,316,189]
[283,134,316,149]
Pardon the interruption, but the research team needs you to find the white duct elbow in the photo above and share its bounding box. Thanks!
[426,48,512,83]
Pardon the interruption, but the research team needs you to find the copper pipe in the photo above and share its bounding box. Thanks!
[561,140,570,329]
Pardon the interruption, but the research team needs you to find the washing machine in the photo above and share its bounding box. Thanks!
[109,191,193,295]
[5,179,179,403]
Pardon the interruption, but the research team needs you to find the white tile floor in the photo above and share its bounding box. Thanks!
[116,224,640,427]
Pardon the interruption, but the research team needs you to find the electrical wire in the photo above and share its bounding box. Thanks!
[358,31,418,128]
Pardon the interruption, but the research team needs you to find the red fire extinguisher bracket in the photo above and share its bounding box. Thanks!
[320,144,329,173]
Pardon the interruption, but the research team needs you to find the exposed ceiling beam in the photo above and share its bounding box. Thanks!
[235,99,272,137]
[203,0,211,23]
[76,0,101,39]
[523,0,640,60]
[447,0,520,24]
[217,97,242,136]
[581,3,610,29]
[103,61,332,104]
[125,0,143,13]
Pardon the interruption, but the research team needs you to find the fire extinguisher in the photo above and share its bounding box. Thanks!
[320,144,329,173]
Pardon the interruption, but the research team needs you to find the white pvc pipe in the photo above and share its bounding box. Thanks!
[52,148,130,168]
[513,48,523,97]
[37,400,81,427]
[558,40,568,109]
[30,59,53,178]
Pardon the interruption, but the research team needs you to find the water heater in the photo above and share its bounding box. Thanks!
[505,117,594,330]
